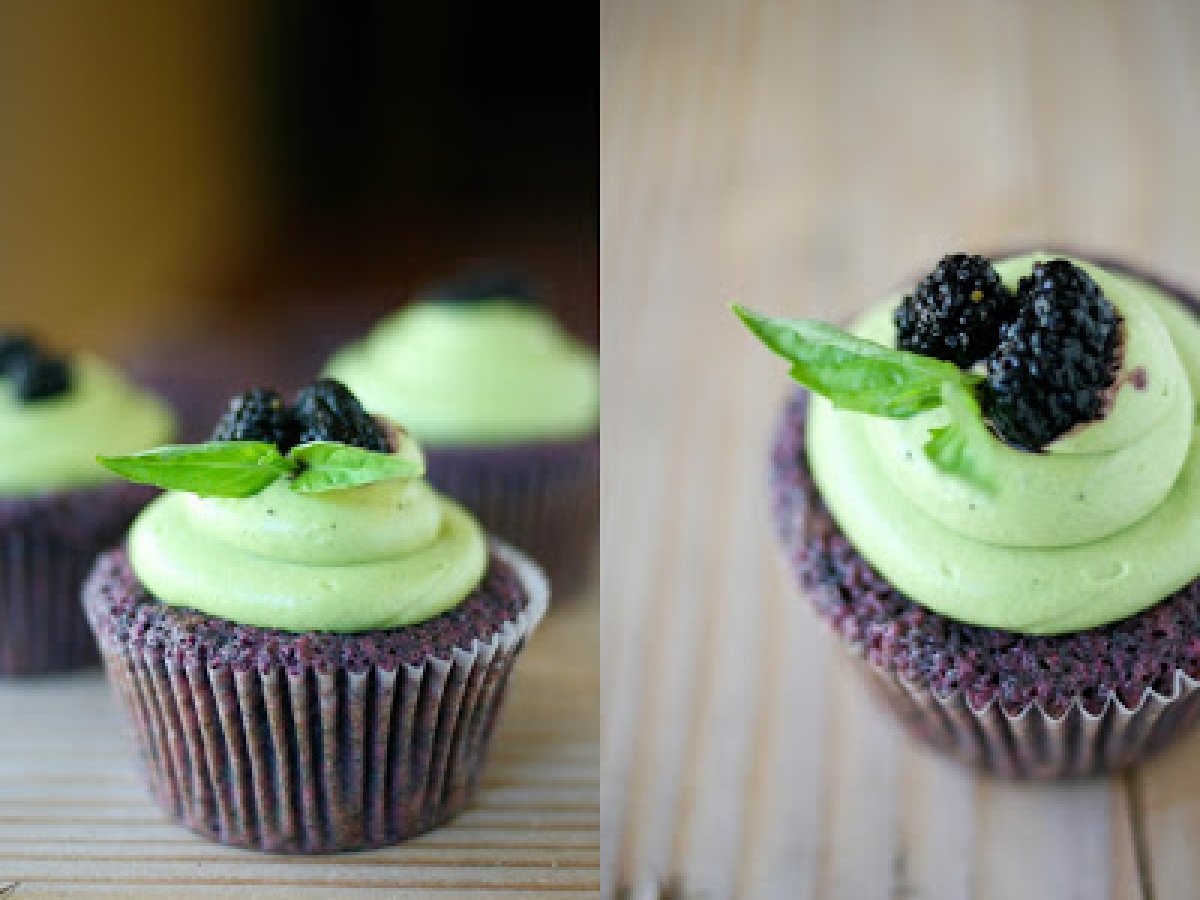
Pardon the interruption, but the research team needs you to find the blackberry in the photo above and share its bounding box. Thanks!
[0,334,36,373]
[292,379,389,452]
[10,354,72,401]
[983,259,1121,451]
[211,388,292,446]
[422,266,539,307]
[895,254,1015,367]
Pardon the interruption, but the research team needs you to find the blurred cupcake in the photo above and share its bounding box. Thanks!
[325,269,599,599]
[0,334,174,674]
[740,252,1200,778]
[84,379,547,851]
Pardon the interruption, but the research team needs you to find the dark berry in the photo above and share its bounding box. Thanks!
[422,266,539,307]
[292,379,389,452]
[0,334,37,373]
[983,259,1121,451]
[11,354,72,401]
[211,389,292,446]
[895,254,1015,367]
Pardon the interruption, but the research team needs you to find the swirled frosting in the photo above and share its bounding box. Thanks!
[127,466,488,633]
[324,301,599,444]
[806,253,1200,634]
[0,354,175,495]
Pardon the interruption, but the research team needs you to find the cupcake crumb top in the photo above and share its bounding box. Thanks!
[85,547,527,673]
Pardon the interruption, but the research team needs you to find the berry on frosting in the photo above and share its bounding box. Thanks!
[211,388,293,446]
[983,259,1121,451]
[292,378,390,452]
[211,379,390,454]
[895,254,1016,367]
[0,332,72,402]
[11,355,72,402]
[422,266,540,307]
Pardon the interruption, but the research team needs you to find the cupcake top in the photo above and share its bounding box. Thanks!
[0,334,175,495]
[324,268,599,445]
[737,252,1200,635]
[100,379,488,633]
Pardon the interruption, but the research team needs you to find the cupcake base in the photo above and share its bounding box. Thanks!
[83,541,548,852]
[771,256,1200,778]
[0,481,153,675]
[425,434,598,602]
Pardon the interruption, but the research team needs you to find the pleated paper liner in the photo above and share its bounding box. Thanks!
[86,541,548,853]
[0,482,153,675]
[425,434,599,602]
[851,653,1200,778]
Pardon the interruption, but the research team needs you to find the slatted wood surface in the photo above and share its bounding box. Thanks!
[602,1,1200,897]
[0,591,598,897]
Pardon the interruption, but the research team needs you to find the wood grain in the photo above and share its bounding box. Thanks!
[0,593,598,898]
[602,0,1200,897]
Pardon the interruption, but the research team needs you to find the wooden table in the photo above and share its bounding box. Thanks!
[602,1,1200,897]
[0,593,598,897]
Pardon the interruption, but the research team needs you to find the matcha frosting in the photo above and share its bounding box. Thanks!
[324,301,599,444]
[0,353,175,495]
[127,463,489,633]
[806,254,1200,635]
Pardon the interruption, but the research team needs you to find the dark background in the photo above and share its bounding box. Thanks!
[0,1,597,430]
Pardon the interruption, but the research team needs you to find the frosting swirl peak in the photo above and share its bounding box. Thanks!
[128,467,488,633]
[806,254,1200,634]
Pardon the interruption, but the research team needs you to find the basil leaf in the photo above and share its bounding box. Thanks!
[287,438,425,493]
[922,384,996,493]
[733,305,976,418]
[98,442,291,498]
[734,304,997,491]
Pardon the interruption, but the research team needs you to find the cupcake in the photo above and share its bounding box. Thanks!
[84,378,547,851]
[738,252,1200,778]
[0,334,174,674]
[324,269,599,599]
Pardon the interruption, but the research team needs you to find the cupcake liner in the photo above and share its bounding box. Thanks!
[426,434,599,601]
[89,541,548,853]
[0,482,153,675]
[851,654,1200,779]
[771,252,1200,777]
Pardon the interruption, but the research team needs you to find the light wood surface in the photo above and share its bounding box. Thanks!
[0,594,598,897]
[602,1,1200,897]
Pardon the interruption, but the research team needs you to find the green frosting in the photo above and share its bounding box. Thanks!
[0,354,175,495]
[325,301,600,444]
[806,253,1200,635]
[127,472,489,633]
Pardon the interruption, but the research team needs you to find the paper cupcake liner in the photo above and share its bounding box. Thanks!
[0,482,152,675]
[849,652,1200,779]
[425,435,599,601]
[92,541,548,853]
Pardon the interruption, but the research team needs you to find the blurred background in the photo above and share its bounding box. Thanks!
[0,1,597,432]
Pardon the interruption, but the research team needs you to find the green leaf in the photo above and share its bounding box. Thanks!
[923,384,997,493]
[98,442,292,498]
[732,305,978,418]
[287,437,425,493]
[733,303,996,492]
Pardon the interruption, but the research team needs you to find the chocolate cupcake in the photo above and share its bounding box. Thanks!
[84,380,547,850]
[740,252,1200,778]
[323,268,599,600]
[0,336,174,674]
